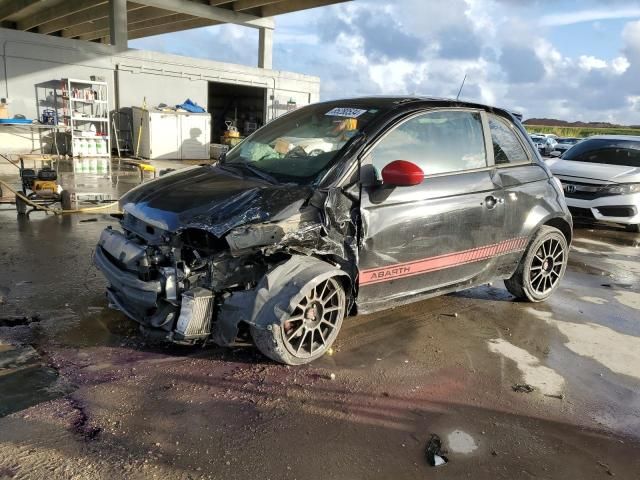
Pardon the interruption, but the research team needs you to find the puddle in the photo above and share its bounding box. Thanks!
[0,365,63,417]
[447,430,478,454]
[487,338,565,395]
[580,297,608,305]
[530,310,640,381]
[615,291,640,310]
[605,258,640,275]
[0,342,69,417]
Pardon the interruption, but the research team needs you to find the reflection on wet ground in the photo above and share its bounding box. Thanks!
[0,167,639,478]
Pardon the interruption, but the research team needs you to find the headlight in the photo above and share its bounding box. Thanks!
[551,177,564,196]
[603,183,640,195]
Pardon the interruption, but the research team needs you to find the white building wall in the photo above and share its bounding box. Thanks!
[0,28,320,154]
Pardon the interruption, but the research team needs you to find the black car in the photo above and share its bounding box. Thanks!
[94,97,572,365]
[554,137,581,155]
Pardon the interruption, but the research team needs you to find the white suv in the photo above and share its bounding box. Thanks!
[548,135,640,232]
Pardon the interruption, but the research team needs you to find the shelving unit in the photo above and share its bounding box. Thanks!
[64,78,111,159]
[35,78,112,169]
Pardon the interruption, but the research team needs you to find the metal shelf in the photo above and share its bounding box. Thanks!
[70,98,108,104]
[72,117,109,122]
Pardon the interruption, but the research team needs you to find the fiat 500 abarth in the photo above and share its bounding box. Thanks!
[94,97,572,365]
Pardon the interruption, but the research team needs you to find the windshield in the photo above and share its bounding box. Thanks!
[563,138,640,167]
[224,102,387,184]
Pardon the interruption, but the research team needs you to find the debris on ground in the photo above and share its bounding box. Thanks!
[328,373,336,381]
[425,434,448,467]
[545,393,565,400]
[79,218,98,223]
[0,315,40,327]
[597,461,615,476]
[512,383,535,393]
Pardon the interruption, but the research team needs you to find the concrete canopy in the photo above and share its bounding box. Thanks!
[0,0,348,43]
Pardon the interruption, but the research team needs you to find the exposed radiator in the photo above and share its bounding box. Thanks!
[175,288,214,338]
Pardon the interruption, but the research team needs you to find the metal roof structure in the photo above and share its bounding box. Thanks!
[0,0,348,46]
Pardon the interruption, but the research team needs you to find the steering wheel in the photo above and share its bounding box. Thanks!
[284,145,308,158]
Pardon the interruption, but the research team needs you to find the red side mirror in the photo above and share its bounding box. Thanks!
[381,160,424,187]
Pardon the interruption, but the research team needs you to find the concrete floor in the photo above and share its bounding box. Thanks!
[0,165,639,479]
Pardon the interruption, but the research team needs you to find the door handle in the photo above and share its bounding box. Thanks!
[484,195,503,210]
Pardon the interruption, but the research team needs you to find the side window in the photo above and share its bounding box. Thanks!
[488,114,530,165]
[371,110,487,176]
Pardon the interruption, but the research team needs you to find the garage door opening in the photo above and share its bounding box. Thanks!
[207,82,266,144]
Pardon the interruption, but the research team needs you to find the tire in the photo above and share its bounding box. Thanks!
[60,190,72,211]
[15,194,27,215]
[251,277,346,365]
[625,224,640,233]
[504,226,568,302]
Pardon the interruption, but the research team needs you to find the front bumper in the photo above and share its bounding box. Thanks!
[94,227,219,343]
[564,192,640,225]
[94,245,170,326]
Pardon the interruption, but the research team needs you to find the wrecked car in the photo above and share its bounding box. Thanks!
[94,97,572,365]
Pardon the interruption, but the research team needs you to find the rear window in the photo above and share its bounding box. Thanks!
[563,138,640,167]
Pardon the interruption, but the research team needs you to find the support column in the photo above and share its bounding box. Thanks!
[109,0,128,49]
[258,27,273,69]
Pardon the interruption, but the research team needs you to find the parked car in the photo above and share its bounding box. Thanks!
[548,135,640,232]
[94,97,572,365]
[531,135,558,156]
[554,137,581,155]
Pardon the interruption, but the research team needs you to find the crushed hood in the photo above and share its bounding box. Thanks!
[120,165,313,237]
[547,159,640,184]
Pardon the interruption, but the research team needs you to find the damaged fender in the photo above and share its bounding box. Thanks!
[214,255,352,346]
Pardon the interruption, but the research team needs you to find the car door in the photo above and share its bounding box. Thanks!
[485,113,552,276]
[357,108,508,311]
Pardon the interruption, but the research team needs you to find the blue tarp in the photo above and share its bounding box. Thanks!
[0,118,33,124]
[176,99,206,113]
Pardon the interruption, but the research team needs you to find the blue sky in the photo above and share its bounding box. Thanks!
[131,0,640,124]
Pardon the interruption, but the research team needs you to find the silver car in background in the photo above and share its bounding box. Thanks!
[531,135,558,156]
[548,135,640,232]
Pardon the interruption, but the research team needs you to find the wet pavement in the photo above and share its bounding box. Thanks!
[1,165,639,479]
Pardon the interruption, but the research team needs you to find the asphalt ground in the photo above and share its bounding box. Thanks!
[0,164,639,479]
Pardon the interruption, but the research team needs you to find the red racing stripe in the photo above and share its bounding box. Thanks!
[359,236,528,286]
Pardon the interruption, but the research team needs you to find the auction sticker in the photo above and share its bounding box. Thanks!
[325,107,368,118]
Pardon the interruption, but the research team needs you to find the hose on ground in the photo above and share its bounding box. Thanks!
[0,178,120,215]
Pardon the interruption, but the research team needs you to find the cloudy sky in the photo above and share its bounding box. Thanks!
[131,0,640,124]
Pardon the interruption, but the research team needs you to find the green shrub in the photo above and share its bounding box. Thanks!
[524,125,640,138]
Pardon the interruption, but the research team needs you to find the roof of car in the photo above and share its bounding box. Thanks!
[585,135,640,141]
[319,96,516,118]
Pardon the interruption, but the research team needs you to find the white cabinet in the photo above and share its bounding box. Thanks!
[132,108,211,160]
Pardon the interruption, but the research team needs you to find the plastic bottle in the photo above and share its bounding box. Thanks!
[87,139,96,156]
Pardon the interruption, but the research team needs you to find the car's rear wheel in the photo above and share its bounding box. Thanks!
[15,194,27,215]
[251,277,346,365]
[60,190,72,211]
[625,224,640,233]
[504,226,568,302]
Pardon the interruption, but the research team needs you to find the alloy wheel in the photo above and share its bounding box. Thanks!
[282,278,345,359]
[529,237,565,295]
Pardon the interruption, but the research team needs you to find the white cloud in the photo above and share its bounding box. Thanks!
[628,95,640,111]
[132,0,640,125]
[622,19,640,53]
[539,7,640,27]
[578,55,608,71]
[612,56,631,74]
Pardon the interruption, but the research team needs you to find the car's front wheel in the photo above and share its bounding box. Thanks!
[251,277,346,365]
[504,226,568,302]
